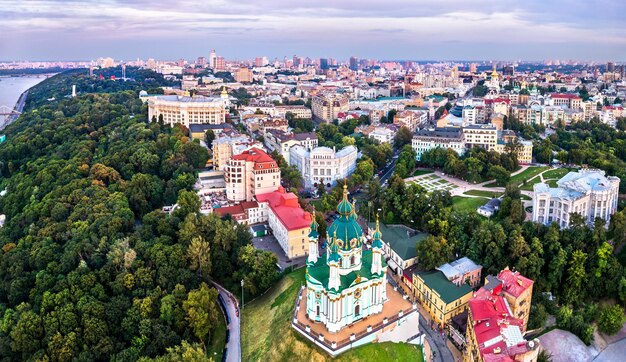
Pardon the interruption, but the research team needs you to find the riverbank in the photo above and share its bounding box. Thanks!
[0,89,29,131]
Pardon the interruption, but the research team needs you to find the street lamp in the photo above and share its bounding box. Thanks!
[241,279,244,309]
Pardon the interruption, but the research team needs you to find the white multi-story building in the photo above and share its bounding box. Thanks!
[148,95,226,127]
[463,124,498,152]
[412,127,465,161]
[224,148,281,202]
[533,169,620,228]
[289,145,358,188]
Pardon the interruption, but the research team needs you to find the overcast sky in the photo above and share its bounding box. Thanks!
[1,0,625,61]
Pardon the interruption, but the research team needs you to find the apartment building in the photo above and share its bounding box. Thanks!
[533,169,620,228]
[393,110,427,132]
[412,270,473,328]
[263,130,318,163]
[312,93,349,123]
[212,131,262,171]
[224,148,281,202]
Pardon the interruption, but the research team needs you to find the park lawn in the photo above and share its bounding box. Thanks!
[521,195,532,201]
[485,166,550,188]
[241,268,424,362]
[510,166,550,185]
[542,168,573,180]
[463,190,502,198]
[207,308,227,361]
[412,169,433,177]
[451,196,488,213]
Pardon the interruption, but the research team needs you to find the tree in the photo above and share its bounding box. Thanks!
[204,129,215,149]
[174,190,201,219]
[183,283,219,348]
[563,250,588,305]
[488,165,510,186]
[417,235,453,270]
[393,126,413,150]
[597,305,626,335]
[188,237,211,280]
[464,157,483,183]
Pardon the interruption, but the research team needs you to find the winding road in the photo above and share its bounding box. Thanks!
[212,282,241,362]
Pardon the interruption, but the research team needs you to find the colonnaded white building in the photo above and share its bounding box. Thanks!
[147,92,229,127]
[289,145,358,188]
[532,169,620,228]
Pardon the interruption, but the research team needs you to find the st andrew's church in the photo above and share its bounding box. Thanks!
[305,184,388,333]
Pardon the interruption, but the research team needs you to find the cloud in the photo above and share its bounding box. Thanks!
[0,0,624,60]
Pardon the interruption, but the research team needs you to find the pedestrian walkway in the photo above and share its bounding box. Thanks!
[212,282,240,362]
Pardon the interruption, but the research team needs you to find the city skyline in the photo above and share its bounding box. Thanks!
[1,0,625,61]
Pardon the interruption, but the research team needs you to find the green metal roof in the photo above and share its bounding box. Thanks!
[368,223,427,260]
[306,251,386,292]
[414,270,473,304]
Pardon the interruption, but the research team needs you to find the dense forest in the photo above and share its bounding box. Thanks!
[0,71,278,360]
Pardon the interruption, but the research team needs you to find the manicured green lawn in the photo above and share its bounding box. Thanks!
[241,268,424,362]
[547,179,559,188]
[510,166,550,185]
[412,169,434,177]
[207,307,227,361]
[542,168,573,180]
[463,190,502,198]
[486,166,550,188]
[521,195,532,201]
[451,196,488,213]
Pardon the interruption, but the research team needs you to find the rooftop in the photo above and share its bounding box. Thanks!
[256,187,312,231]
[497,268,534,298]
[368,222,427,260]
[231,147,278,170]
[414,270,473,304]
[436,257,482,281]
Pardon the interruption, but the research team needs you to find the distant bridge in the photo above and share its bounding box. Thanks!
[0,105,21,116]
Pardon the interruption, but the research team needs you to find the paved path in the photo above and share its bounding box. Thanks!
[212,282,240,362]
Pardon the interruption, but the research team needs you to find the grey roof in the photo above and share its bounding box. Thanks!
[436,257,482,281]
[293,132,318,141]
[189,123,232,133]
[557,169,619,193]
[414,127,463,139]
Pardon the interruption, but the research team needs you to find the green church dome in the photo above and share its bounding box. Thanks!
[327,184,362,251]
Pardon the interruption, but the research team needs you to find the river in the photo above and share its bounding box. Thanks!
[0,75,49,110]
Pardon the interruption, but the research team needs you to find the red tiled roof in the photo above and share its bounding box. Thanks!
[214,204,246,219]
[231,147,279,171]
[256,188,312,231]
[497,269,533,298]
[469,287,528,361]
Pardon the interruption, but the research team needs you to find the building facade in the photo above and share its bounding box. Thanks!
[305,189,387,333]
[148,95,226,127]
[256,188,312,259]
[289,145,358,188]
[412,127,465,161]
[224,148,280,202]
[312,93,349,123]
[412,270,473,328]
[533,169,620,228]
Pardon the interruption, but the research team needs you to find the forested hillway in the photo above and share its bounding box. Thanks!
[0,70,279,361]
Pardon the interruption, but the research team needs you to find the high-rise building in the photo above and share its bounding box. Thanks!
[254,57,268,67]
[349,56,359,71]
[196,57,206,66]
[502,65,514,76]
[469,63,477,73]
[224,148,280,202]
[607,62,615,73]
[215,56,226,70]
[121,64,126,79]
[209,49,217,68]
[320,58,329,70]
